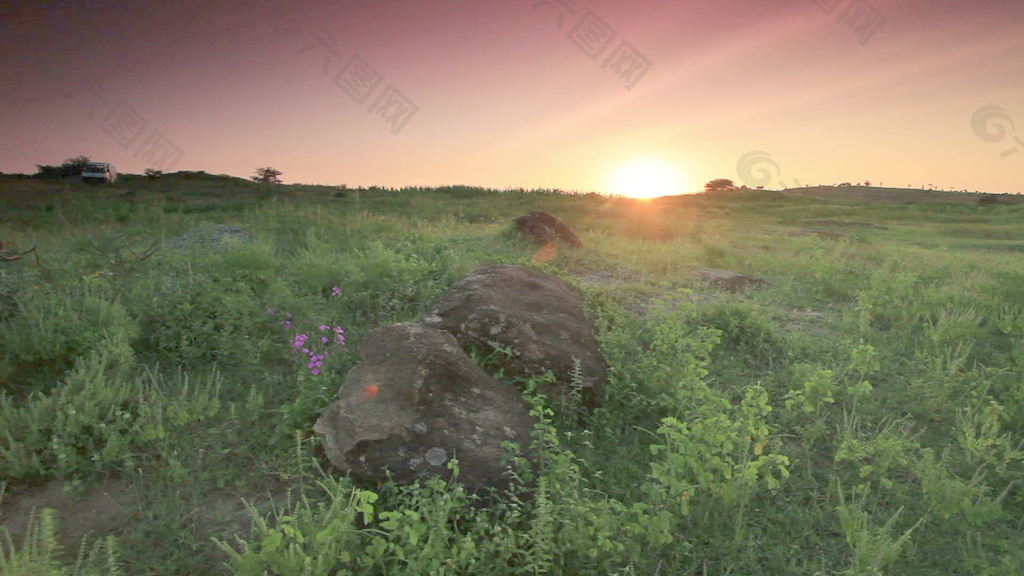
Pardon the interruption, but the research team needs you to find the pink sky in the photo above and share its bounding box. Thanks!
[2,0,1023,193]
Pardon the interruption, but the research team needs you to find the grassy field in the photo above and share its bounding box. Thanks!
[1,173,1023,575]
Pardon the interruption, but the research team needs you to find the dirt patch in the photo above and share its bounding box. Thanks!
[576,268,642,286]
[778,308,833,337]
[0,479,135,550]
[789,229,844,240]
[1,478,291,563]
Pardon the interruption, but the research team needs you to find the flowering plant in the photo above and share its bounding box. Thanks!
[270,286,347,376]
[292,325,346,375]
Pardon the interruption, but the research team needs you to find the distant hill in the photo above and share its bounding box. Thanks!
[782,185,1023,205]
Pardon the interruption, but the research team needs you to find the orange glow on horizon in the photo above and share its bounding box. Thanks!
[607,158,691,199]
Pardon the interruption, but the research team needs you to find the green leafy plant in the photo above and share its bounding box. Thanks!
[0,508,121,576]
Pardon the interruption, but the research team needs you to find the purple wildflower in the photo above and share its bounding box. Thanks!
[285,319,347,376]
[331,286,343,297]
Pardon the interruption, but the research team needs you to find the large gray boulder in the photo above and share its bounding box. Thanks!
[423,265,607,410]
[313,323,534,488]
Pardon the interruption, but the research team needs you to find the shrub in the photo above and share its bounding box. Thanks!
[33,156,90,180]
[132,248,283,373]
[0,289,138,387]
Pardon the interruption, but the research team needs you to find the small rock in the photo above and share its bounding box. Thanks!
[514,211,582,248]
[695,269,767,292]
[165,225,249,252]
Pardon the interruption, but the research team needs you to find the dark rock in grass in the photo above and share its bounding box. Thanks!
[422,265,607,410]
[313,323,534,489]
[514,211,582,248]
[696,269,767,293]
[165,225,249,252]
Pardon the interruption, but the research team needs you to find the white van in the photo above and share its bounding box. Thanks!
[82,162,118,184]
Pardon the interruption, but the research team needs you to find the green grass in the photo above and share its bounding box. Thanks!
[1,174,1023,575]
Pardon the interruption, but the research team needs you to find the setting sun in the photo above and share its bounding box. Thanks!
[607,158,689,200]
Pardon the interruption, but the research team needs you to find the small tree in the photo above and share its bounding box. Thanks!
[35,155,91,179]
[144,168,163,179]
[704,178,736,193]
[252,167,282,184]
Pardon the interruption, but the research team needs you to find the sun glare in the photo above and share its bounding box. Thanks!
[607,158,688,200]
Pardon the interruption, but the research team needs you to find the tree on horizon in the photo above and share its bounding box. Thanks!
[704,178,736,193]
[252,167,283,184]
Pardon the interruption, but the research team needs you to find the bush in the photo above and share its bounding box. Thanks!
[33,156,91,180]
[133,263,277,372]
[0,289,138,387]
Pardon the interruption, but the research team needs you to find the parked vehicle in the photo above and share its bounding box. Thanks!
[82,162,118,184]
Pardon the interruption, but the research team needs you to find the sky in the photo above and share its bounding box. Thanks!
[1,0,1023,195]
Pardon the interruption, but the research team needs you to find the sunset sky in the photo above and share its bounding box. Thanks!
[2,0,1023,194]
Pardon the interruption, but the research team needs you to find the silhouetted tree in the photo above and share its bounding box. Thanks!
[34,155,91,179]
[252,167,283,184]
[704,178,735,193]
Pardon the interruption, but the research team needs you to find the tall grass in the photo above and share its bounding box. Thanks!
[1,177,1022,574]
